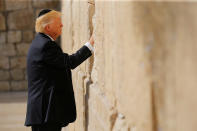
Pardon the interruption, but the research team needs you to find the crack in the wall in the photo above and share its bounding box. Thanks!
[87,0,95,77]
[84,2,119,130]
[84,78,92,131]
[111,113,131,131]
[84,1,95,131]
[151,82,158,131]
[109,99,118,131]
[79,74,88,131]
[84,0,95,131]
[109,110,118,131]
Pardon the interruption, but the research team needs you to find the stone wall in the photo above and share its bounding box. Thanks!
[61,1,197,131]
[0,0,60,91]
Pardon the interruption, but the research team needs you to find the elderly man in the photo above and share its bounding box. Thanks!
[24,9,94,131]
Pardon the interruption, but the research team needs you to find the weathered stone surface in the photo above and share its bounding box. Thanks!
[88,84,118,131]
[5,0,31,11]
[10,69,24,80]
[22,30,34,42]
[0,44,16,56]
[16,43,30,56]
[0,70,10,80]
[0,56,9,69]
[0,0,5,11]
[87,107,106,131]
[7,31,22,43]
[72,71,86,131]
[0,13,6,31]
[148,3,197,131]
[62,1,152,131]
[0,81,10,91]
[33,0,59,9]
[7,10,34,30]
[61,1,95,130]
[65,2,197,131]
[10,56,26,69]
[0,32,6,44]
[10,81,27,91]
[112,114,129,131]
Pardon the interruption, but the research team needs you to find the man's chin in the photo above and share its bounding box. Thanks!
[58,32,62,36]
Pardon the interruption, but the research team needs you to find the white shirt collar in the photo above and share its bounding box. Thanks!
[45,34,55,41]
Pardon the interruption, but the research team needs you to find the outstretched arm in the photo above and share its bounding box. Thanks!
[43,42,93,69]
[43,35,94,69]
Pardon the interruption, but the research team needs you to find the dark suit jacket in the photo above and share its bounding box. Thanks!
[24,33,92,127]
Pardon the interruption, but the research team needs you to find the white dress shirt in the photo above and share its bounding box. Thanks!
[45,33,94,52]
[45,34,55,41]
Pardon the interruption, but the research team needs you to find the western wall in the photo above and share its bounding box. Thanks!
[61,1,197,131]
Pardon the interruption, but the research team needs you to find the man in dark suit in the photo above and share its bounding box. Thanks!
[24,9,94,131]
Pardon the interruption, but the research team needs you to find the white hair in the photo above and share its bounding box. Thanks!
[35,10,61,33]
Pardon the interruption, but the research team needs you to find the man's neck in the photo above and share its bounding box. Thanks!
[44,33,55,41]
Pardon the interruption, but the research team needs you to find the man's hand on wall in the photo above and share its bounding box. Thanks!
[89,35,94,46]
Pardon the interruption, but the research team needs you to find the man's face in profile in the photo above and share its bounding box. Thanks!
[48,17,63,38]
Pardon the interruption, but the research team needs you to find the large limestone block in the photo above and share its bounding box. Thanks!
[0,0,5,11]
[0,32,6,44]
[5,0,31,11]
[61,0,90,54]
[91,1,153,131]
[33,0,59,9]
[87,107,107,131]
[152,3,197,131]
[62,0,153,131]
[0,70,10,81]
[0,44,16,56]
[0,56,9,69]
[129,2,197,131]
[0,13,6,31]
[0,81,10,91]
[10,56,26,69]
[10,81,27,91]
[61,1,197,131]
[7,31,22,43]
[10,69,24,80]
[61,1,95,130]
[71,71,86,131]
[7,10,34,30]
[112,114,130,131]
[22,30,34,42]
[61,0,74,53]
[16,43,30,56]
[88,84,117,131]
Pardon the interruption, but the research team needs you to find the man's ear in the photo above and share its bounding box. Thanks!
[44,24,50,32]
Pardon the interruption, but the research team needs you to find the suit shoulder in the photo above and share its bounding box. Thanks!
[43,41,62,53]
[32,33,51,45]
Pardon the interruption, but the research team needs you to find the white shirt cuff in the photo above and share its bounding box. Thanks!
[85,42,94,52]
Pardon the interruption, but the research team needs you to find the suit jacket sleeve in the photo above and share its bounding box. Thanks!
[43,41,92,69]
